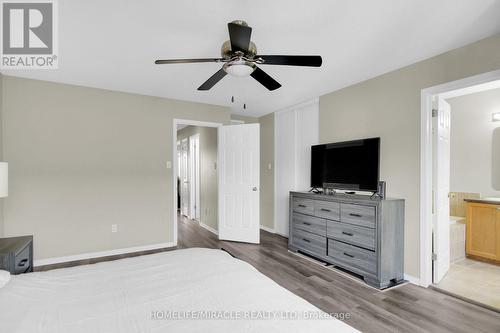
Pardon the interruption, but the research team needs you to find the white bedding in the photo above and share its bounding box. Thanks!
[0,248,358,333]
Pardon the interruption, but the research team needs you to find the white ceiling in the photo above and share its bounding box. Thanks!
[3,0,500,117]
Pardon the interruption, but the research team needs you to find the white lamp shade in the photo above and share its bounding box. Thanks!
[225,64,255,77]
[0,162,8,198]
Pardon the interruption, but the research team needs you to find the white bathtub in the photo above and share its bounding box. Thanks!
[450,216,466,263]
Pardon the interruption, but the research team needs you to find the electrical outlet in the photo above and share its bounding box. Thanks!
[166,161,172,169]
[111,224,118,233]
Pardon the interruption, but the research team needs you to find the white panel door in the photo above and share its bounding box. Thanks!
[218,123,260,243]
[189,134,200,220]
[180,138,189,217]
[433,97,451,283]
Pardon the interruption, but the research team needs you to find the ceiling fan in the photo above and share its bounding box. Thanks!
[155,20,322,91]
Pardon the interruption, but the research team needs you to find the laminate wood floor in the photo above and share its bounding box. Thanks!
[36,215,500,333]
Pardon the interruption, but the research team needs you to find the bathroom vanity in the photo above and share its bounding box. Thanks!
[465,198,500,264]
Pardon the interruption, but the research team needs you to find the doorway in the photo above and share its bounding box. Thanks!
[175,121,221,243]
[172,119,261,246]
[420,70,500,310]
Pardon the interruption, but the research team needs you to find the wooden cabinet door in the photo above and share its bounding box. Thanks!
[466,203,499,260]
[497,208,500,259]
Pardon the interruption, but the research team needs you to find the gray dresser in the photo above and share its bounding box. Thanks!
[288,191,404,289]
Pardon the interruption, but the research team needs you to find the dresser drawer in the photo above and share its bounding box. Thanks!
[292,198,314,215]
[14,245,31,274]
[292,227,327,256]
[314,200,340,221]
[340,203,376,228]
[292,213,325,236]
[328,240,376,274]
[327,221,375,250]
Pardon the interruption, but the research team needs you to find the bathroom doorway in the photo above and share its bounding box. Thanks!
[424,77,500,310]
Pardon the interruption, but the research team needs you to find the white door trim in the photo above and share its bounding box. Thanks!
[172,119,223,246]
[419,69,500,287]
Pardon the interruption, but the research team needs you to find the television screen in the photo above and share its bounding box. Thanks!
[311,138,380,191]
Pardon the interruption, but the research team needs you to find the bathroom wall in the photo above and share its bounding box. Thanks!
[448,86,500,197]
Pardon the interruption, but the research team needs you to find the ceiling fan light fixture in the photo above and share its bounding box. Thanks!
[223,61,256,77]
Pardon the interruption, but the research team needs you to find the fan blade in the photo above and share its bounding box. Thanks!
[250,67,281,91]
[197,68,227,91]
[228,22,252,52]
[257,55,322,67]
[155,58,223,64]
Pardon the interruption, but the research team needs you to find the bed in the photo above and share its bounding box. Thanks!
[0,248,358,332]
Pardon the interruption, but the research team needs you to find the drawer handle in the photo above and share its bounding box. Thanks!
[302,238,311,243]
[303,222,312,226]
[349,213,362,218]
[320,208,331,212]
[343,252,355,258]
[298,204,307,208]
[18,259,28,267]
[342,231,354,236]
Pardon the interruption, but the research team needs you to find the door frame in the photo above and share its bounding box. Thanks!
[172,119,223,246]
[419,69,500,287]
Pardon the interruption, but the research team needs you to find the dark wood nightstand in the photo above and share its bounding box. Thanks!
[0,236,33,275]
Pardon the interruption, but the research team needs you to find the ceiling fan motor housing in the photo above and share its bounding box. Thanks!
[221,40,257,59]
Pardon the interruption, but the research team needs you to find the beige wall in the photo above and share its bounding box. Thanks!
[259,113,274,229]
[2,76,230,260]
[231,114,258,124]
[447,87,500,197]
[177,126,218,231]
[319,34,500,278]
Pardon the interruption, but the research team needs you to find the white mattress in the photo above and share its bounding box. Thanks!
[0,248,358,333]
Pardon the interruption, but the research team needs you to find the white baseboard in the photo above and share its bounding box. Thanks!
[404,273,421,286]
[34,241,177,267]
[200,222,218,235]
[260,225,275,233]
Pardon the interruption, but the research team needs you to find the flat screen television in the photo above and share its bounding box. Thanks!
[311,138,380,191]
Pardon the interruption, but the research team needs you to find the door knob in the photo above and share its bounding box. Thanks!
[252,187,258,191]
